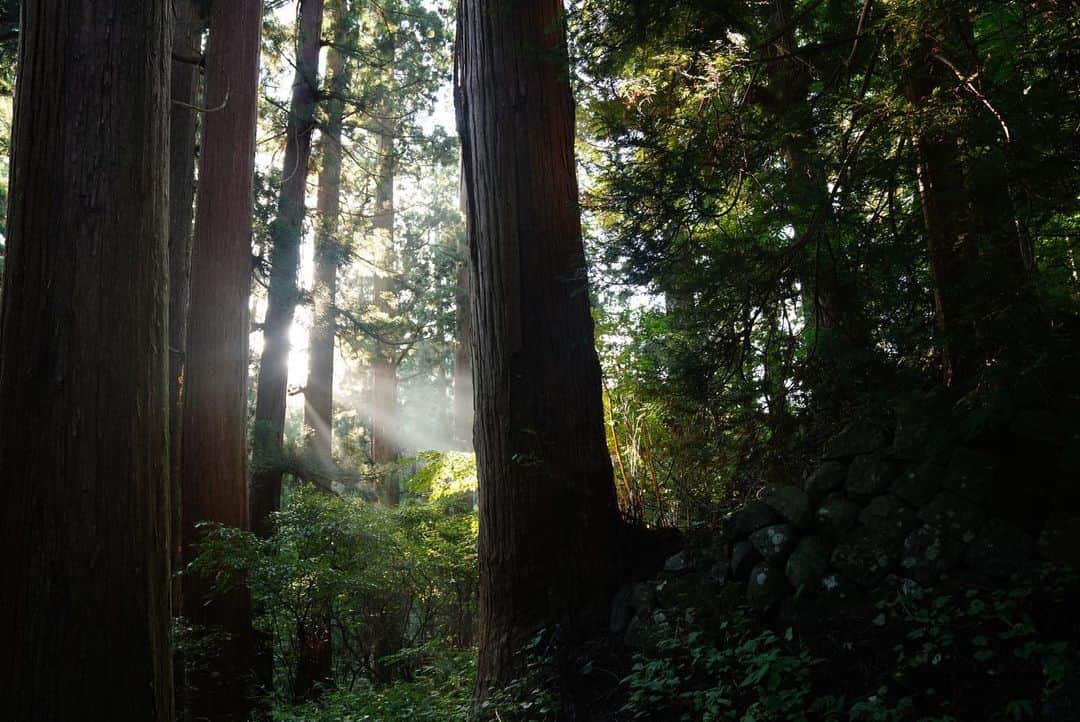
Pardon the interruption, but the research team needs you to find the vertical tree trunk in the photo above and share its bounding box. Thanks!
[169,0,204,609]
[761,1,861,353]
[295,0,352,702]
[905,45,978,385]
[304,1,349,477]
[453,175,474,450]
[180,0,263,717]
[370,129,400,505]
[456,0,623,709]
[252,0,325,538]
[0,2,173,719]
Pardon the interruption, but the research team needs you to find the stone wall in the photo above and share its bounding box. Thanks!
[613,394,1080,643]
[728,410,1080,616]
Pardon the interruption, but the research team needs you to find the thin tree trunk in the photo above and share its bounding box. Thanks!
[295,0,352,702]
[905,44,978,385]
[304,1,349,477]
[180,0,263,718]
[252,0,325,538]
[169,0,204,612]
[453,173,474,450]
[456,0,623,710]
[0,2,173,719]
[370,129,400,505]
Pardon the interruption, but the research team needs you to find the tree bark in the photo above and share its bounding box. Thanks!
[370,128,400,505]
[905,42,979,385]
[180,0,263,717]
[295,0,352,701]
[169,0,204,610]
[252,0,325,538]
[0,2,173,719]
[453,172,474,450]
[304,1,349,477]
[455,0,623,710]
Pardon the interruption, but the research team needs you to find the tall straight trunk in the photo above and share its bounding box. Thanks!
[453,175,474,450]
[905,44,978,385]
[304,2,349,476]
[180,0,263,717]
[762,1,860,351]
[370,129,400,504]
[456,0,622,709]
[169,0,204,610]
[252,0,325,538]
[295,0,352,702]
[0,2,173,719]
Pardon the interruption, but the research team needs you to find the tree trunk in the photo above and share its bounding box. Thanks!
[295,0,352,702]
[905,44,978,385]
[761,1,861,352]
[370,129,400,505]
[304,1,349,478]
[252,0,325,538]
[180,0,263,717]
[453,173,474,450]
[0,2,173,719]
[455,0,623,710]
[169,0,204,611]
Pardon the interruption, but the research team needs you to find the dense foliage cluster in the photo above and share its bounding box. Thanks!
[575,0,1080,520]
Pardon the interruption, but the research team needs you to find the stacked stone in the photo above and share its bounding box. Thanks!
[721,419,1080,614]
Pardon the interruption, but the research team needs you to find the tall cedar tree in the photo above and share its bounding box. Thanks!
[0,2,173,719]
[370,128,401,504]
[455,0,622,707]
[180,0,263,716]
[368,22,401,504]
[296,0,353,700]
[252,0,325,537]
[168,0,204,608]
[305,0,350,477]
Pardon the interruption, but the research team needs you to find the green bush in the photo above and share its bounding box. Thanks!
[184,452,478,707]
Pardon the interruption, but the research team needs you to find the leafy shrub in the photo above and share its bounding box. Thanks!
[185,453,478,705]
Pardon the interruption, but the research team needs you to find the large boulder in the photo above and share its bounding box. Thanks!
[965,520,1034,579]
[900,524,965,586]
[746,563,790,612]
[762,484,813,529]
[1037,516,1080,565]
[824,423,888,459]
[816,494,861,538]
[734,500,780,536]
[730,540,761,580]
[805,461,847,500]
[663,550,693,573]
[1011,408,1068,446]
[943,447,995,504]
[892,461,943,507]
[846,454,897,499]
[750,523,799,564]
[831,525,900,587]
[859,495,920,545]
[918,491,987,543]
[785,536,833,590]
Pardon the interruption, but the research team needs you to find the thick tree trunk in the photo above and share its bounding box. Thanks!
[169,0,204,610]
[252,0,325,538]
[0,2,173,719]
[370,129,400,505]
[180,0,263,717]
[455,0,623,710]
